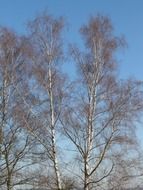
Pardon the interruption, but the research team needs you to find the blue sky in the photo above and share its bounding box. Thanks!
[0,0,143,80]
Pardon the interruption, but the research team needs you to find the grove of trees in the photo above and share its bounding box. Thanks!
[0,12,143,190]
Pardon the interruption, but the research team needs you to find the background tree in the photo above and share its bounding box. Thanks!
[0,28,35,190]
[107,148,143,190]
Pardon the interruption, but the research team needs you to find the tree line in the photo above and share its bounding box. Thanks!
[0,12,143,190]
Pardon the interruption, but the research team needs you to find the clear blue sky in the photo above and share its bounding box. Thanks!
[0,0,143,80]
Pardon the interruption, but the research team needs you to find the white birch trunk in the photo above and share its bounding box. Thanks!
[84,42,99,189]
[0,73,9,154]
[49,66,62,190]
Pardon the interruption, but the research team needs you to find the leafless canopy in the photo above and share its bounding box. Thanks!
[0,13,143,190]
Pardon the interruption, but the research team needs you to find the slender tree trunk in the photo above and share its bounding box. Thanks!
[84,78,97,189]
[1,77,7,147]
[84,158,90,190]
[51,127,62,190]
[5,146,12,190]
[0,74,8,154]
[1,72,9,141]
[7,176,12,190]
[49,67,62,190]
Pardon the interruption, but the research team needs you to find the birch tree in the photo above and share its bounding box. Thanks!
[0,28,34,190]
[62,15,143,190]
[27,13,66,190]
